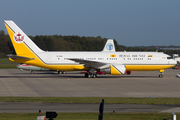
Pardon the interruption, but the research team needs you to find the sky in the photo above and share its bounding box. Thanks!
[0,0,180,46]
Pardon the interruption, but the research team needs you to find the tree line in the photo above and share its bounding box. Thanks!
[0,30,179,58]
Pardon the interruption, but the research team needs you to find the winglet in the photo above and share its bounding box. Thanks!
[102,39,115,52]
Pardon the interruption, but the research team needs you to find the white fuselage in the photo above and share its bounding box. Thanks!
[37,51,174,66]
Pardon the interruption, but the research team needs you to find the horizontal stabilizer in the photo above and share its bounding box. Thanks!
[7,54,35,61]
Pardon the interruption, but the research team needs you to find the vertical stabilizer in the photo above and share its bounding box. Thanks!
[102,39,115,52]
[4,20,43,56]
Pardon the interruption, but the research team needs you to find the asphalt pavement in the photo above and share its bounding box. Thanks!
[0,102,178,113]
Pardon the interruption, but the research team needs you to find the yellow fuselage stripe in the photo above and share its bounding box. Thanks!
[126,65,174,71]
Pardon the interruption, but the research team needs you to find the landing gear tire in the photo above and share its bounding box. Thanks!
[92,74,96,78]
[95,74,97,78]
[85,73,97,78]
[88,74,91,78]
[58,71,60,76]
[85,73,88,78]
[159,74,163,78]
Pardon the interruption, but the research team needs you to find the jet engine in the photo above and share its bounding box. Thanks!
[100,65,126,75]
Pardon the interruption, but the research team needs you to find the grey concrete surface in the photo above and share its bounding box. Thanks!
[0,69,180,97]
[1,69,180,114]
[0,102,177,113]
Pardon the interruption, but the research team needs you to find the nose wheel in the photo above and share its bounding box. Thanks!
[159,74,163,78]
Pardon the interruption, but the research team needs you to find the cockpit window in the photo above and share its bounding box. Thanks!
[167,57,173,59]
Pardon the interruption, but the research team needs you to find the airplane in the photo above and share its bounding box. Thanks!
[4,20,177,78]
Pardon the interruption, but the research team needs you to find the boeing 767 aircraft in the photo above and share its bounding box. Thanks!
[4,20,176,78]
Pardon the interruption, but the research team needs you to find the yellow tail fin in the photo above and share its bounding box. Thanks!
[4,20,43,56]
[4,20,44,64]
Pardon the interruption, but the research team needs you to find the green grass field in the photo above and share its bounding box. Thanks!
[0,58,17,69]
[1,97,180,104]
[0,58,15,63]
[0,113,178,120]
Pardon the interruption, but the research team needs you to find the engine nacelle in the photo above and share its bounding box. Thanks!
[100,68,111,74]
[100,65,126,75]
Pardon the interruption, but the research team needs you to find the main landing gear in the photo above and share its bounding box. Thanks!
[85,68,97,78]
[85,73,97,78]
[58,71,66,76]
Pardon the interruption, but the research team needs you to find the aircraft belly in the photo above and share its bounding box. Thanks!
[126,64,174,71]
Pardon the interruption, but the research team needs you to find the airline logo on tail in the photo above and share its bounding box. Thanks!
[102,39,115,52]
[106,43,113,50]
[14,32,24,43]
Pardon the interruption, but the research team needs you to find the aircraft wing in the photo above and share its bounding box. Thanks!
[68,59,109,69]
[7,54,35,61]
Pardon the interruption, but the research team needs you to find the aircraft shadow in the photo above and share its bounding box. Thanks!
[62,75,159,78]
[0,74,159,79]
[0,71,160,78]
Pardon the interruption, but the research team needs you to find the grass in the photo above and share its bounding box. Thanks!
[0,64,17,68]
[1,97,180,104]
[0,58,17,69]
[0,58,15,63]
[0,113,178,120]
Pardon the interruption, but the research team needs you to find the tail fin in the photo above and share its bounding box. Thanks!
[102,39,115,52]
[4,20,43,56]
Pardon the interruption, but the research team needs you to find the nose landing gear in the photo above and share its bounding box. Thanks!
[159,69,164,78]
